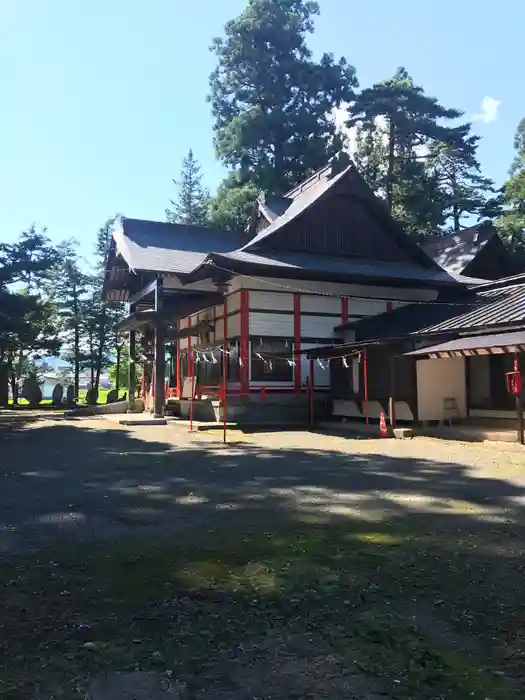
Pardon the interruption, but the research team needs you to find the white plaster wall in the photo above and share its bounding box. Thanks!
[250,291,294,311]
[416,357,467,421]
[230,275,438,301]
[250,312,293,337]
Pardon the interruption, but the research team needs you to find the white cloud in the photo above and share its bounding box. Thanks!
[473,96,501,123]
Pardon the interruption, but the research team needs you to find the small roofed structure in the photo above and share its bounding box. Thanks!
[422,221,519,280]
[307,272,525,442]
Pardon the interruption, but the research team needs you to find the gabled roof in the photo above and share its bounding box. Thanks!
[422,222,496,275]
[241,166,351,252]
[241,163,439,271]
[106,161,475,297]
[257,193,291,222]
[111,218,245,275]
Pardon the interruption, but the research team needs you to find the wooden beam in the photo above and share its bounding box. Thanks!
[129,279,158,306]
[154,278,165,417]
[293,293,301,395]
[389,354,397,429]
[128,330,136,405]
[515,354,524,445]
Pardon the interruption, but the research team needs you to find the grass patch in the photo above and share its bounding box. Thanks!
[8,388,117,407]
[1,519,524,698]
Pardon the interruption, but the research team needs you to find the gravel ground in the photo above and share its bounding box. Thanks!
[2,415,525,699]
[1,415,524,548]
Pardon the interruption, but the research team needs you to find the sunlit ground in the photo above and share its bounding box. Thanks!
[1,417,524,698]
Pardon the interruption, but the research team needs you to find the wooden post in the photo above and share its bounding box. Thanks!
[154,277,165,418]
[363,349,369,429]
[128,330,136,406]
[175,320,181,398]
[309,358,314,426]
[239,290,249,395]
[341,296,349,325]
[389,354,397,430]
[223,296,228,443]
[222,381,227,444]
[515,354,524,445]
[189,348,195,432]
[293,293,301,395]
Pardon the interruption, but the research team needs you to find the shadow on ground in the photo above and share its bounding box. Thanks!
[1,418,525,699]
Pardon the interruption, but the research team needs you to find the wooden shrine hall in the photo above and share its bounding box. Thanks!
[103,158,494,425]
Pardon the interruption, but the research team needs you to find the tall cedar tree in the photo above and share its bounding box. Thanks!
[166,150,210,226]
[498,118,525,258]
[208,0,357,230]
[348,68,473,236]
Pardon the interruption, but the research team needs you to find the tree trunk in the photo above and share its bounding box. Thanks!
[115,346,121,392]
[0,354,8,407]
[451,169,461,231]
[72,287,80,399]
[89,329,95,387]
[386,119,395,213]
[74,324,80,399]
[94,307,107,390]
[9,372,18,405]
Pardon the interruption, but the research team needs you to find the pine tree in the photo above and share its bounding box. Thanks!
[166,150,210,226]
[348,68,482,238]
[45,240,89,399]
[208,0,357,195]
[498,117,525,257]
[0,228,60,405]
[89,217,126,390]
[427,137,499,231]
[348,68,472,226]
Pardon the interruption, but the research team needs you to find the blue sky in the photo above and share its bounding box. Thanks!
[0,0,523,255]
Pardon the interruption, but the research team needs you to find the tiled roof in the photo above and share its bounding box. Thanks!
[422,223,495,275]
[210,250,478,288]
[112,218,245,275]
[422,285,525,333]
[257,194,291,222]
[344,280,525,343]
[405,330,525,356]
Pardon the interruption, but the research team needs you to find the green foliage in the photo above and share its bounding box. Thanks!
[109,347,142,390]
[208,175,259,232]
[0,227,60,405]
[427,138,499,232]
[349,68,476,237]
[209,0,357,194]
[44,239,90,396]
[498,117,525,257]
[166,149,210,226]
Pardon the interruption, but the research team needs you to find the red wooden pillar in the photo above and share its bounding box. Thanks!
[309,357,315,426]
[175,319,181,398]
[223,296,229,441]
[240,291,249,395]
[187,316,192,379]
[293,293,301,394]
[341,296,349,325]
[363,349,369,429]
